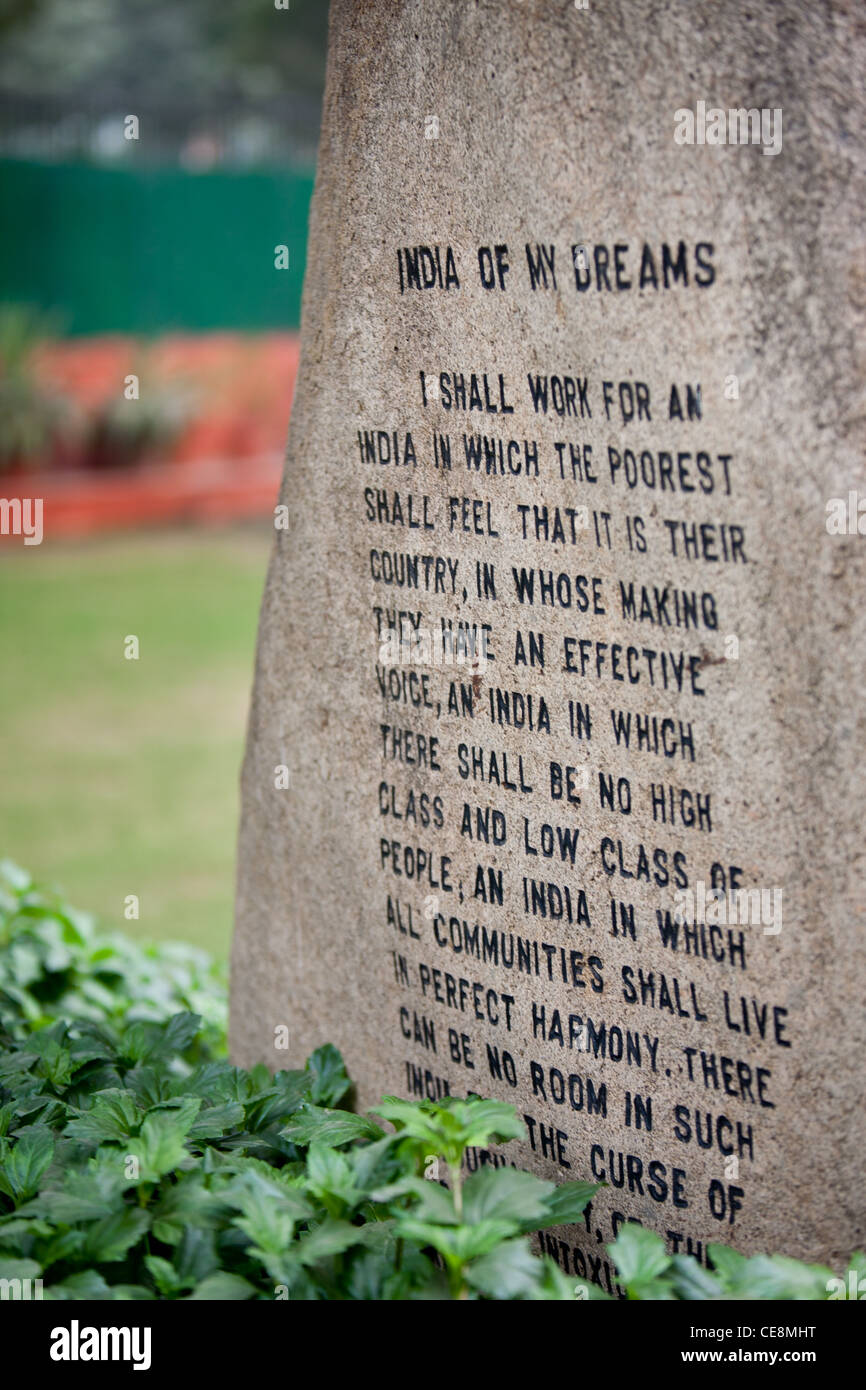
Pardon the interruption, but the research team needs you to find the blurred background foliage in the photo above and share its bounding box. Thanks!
[0,0,329,166]
[0,1,329,958]
[0,1,327,333]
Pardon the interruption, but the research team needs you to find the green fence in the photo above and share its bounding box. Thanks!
[0,159,314,335]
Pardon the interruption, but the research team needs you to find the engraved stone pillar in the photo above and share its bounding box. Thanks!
[231,0,866,1270]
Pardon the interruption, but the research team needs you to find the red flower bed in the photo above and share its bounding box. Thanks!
[0,333,298,539]
[35,332,299,466]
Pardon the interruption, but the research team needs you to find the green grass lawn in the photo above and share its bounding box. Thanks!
[0,526,270,958]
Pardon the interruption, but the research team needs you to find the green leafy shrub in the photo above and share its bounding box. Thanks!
[0,306,75,473]
[605,1221,864,1302]
[0,1012,596,1300]
[0,860,226,1058]
[1,863,861,1301]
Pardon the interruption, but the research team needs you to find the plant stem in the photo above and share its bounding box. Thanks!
[449,1160,463,1221]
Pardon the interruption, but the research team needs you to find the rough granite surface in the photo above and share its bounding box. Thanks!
[231,0,866,1267]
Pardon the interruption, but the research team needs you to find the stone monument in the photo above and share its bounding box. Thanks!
[231,0,866,1281]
